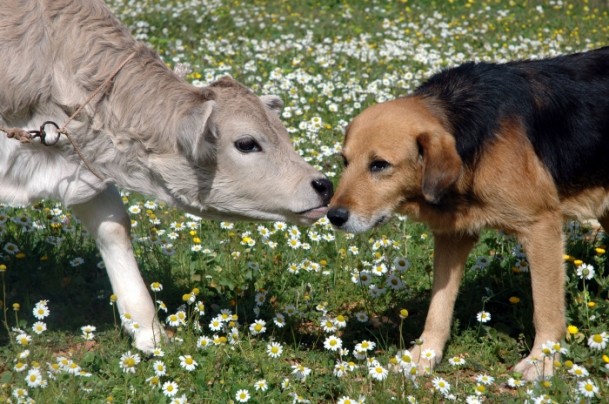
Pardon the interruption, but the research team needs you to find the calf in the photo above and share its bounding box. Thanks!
[0,0,332,351]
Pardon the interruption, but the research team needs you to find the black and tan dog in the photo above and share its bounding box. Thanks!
[327,46,609,380]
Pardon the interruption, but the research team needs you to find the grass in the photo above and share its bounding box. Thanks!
[2,0,609,402]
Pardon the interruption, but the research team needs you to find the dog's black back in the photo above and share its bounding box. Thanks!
[415,46,609,194]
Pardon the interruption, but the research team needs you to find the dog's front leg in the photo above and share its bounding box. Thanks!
[71,186,164,353]
[411,232,477,373]
[514,212,565,380]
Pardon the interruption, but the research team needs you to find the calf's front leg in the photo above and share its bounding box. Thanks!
[71,186,164,352]
[411,232,477,372]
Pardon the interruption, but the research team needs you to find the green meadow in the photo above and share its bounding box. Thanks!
[1,0,609,402]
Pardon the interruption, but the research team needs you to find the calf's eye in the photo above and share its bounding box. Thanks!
[235,137,262,153]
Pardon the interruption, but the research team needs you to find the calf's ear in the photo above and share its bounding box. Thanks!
[260,95,283,116]
[177,100,217,163]
[417,131,462,204]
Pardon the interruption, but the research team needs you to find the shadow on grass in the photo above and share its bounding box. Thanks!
[0,232,569,372]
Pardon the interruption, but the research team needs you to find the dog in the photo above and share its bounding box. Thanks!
[0,0,332,352]
[327,46,609,380]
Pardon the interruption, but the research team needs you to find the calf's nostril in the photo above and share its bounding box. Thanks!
[311,178,334,203]
[327,207,349,227]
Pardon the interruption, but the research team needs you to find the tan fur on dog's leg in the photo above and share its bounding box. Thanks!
[596,212,609,234]
[514,212,565,380]
[412,232,477,372]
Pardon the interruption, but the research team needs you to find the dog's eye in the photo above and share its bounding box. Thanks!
[234,137,262,153]
[369,159,391,172]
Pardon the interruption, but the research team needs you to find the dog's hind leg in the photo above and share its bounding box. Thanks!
[514,211,565,380]
[596,212,609,236]
[411,232,477,373]
[71,186,165,353]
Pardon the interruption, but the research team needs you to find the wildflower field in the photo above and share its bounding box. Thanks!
[2,0,609,402]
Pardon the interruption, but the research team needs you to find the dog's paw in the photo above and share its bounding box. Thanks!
[513,354,555,381]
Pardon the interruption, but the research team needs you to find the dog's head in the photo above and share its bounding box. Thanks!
[327,97,462,233]
[153,77,332,225]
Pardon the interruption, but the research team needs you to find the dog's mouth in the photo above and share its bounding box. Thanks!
[374,214,389,227]
[296,205,329,220]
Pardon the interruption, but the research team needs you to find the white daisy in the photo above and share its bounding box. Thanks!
[24,368,44,388]
[235,389,250,402]
[179,355,197,371]
[267,342,283,358]
[119,351,141,374]
[432,376,451,395]
[369,364,389,381]
[577,379,599,398]
[587,331,608,350]
[323,335,343,351]
[249,319,267,335]
[476,311,491,323]
[162,381,179,397]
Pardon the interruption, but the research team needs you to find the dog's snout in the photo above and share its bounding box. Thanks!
[311,177,334,204]
[327,206,349,227]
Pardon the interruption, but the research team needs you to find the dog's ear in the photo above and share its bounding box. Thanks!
[260,95,283,116]
[417,131,462,204]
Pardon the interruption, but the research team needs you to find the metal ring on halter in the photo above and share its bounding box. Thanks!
[28,121,61,146]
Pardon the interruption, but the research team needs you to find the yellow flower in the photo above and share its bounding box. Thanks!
[110,294,118,303]
[567,325,579,335]
[0,264,6,272]
[192,288,200,296]
[509,296,520,304]
[13,303,20,311]
[595,247,606,255]
[602,354,609,364]
[587,301,596,308]
[563,254,572,261]
[573,259,583,266]
[399,309,409,319]
[16,252,26,260]
[192,237,201,244]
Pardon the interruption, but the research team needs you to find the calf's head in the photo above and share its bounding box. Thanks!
[327,97,462,232]
[155,77,332,225]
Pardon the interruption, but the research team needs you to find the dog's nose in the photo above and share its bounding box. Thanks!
[327,206,349,227]
[311,177,334,204]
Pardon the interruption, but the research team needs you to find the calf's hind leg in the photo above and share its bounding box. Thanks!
[71,186,164,352]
